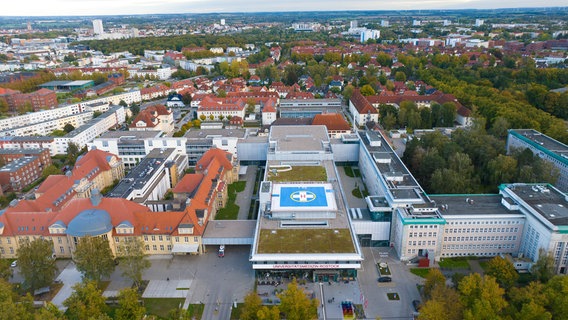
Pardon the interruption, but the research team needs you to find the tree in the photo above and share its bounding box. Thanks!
[74,236,115,283]
[42,164,62,179]
[419,286,463,320]
[394,71,407,82]
[360,84,375,96]
[130,104,140,116]
[199,114,206,121]
[119,100,128,107]
[531,248,555,283]
[217,89,227,98]
[240,292,262,320]
[342,84,355,101]
[486,256,519,289]
[17,238,57,292]
[118,238,150,288]
[458,274,507,320]
[182,92,192,105]
[66,142,81,164]
[423,268,446,299]
[63,123,75,133]
[246,98,256,115]
[115,288,145,320]
[0,279,33,320]
[277,278,319,320]
[0,257,11,281]
[64,281,108,320]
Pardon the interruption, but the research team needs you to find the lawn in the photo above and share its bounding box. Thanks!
[344,166,355,177]
[216,181,246,220]
[438,257,472,270]
[187,303,205,319]
[144,298,185,319]
[387,292,400,300]
[410,268,432,278]
[267,166,327,182]
[257,229,356,254]
[352,188,363,198]
[230,303,245,320]
[377,263,391,276]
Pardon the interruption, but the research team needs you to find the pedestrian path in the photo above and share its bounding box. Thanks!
[51,264,82,310]
[142,279,192,298]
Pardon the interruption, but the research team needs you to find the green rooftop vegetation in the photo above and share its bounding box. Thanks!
[267,166,327,182]
[257,229,355,254]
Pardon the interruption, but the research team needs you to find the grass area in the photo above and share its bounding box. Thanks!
[187,303,205,319]
[230,303,245,320]
[377,263,391,276]
[438,257,472,270]
[35,282,64,301]
[352,188,363,198]
[479,260,490,272]
[410,268,432,278]
[387,292,400,300]
[353,168,361,177]
[98,281,111,292]
[144,298,185,319]
[344,166,355,177]
[216,181,246,220]
[267,166,327,182]
[258,229,356,254]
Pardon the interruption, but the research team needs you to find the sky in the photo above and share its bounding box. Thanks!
[3,0,567,16]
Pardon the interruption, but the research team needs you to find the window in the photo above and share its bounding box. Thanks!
[145,245,150,251]
[194,237,198,242]
[167,245,172,251]
[160,245,164,251]
[159,235,163,241]
[144,236,148,241]
[152,245,157,251]
[115,238,120,243]
[151,235,156,241]
[184,237,189,243]
[59,246,64,253]
[175,237,179,243]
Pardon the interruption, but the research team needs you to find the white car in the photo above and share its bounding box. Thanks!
[10,260,17,268]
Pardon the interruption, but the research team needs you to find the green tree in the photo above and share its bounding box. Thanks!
[199,114,206,121]
[35,302,65,320]
[531,248,555,283]
[182,92,192,105]
[278,278,319,320]
[342,84,355,101]
[118,238,150,288]
[458,274,507,320]
[130,104,140,116]
[66,142,81,164]
[217,89,227,98]
[74,236,115,283]
[119,100,128,107]
[423,268,446,299]
[360,84,375,96]
[486,256,519,289]
[240,291,262,320]
[0,279,33,320]
[0,257,11,281]
[419,286,463,320]
[63,281,108,320]
[63,123,75,133]
[115,288,145,320]
[17,238,57,292]
[544,275,568,319]
[394,71,407,82]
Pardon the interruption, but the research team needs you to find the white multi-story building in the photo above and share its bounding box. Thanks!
[507,129,568,193]
[54,105,125,154]
[92,19,104,35]
[0,111,93,137]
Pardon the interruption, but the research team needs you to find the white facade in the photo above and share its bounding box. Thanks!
[261,110,276,126]
[0,111,93,137]
[92,19,104,35]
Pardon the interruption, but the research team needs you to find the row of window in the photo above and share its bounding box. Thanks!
[142,235,198,243]
[443,243,516,250]
[444,235,517,242]
[408,232,437,238]
[441,252,502,257]
[448,220,521,225]
[408,225,438,229]
[446,227,519,234]
[407,240,436,247]
[144,244,172,251]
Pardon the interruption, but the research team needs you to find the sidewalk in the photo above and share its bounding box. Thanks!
[51,263,82,311]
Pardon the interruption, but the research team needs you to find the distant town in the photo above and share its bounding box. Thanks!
[0,8,567,320]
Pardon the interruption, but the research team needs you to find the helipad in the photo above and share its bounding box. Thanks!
[271,183,337,212]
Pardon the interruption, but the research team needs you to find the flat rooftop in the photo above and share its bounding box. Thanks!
[510,129,568,162]
[270,183,337,213]
[0,156,36,172]
[429,194,514,216]
[98,130,162,139]
[269,125,329,152]
[505,184,568,226]
[107,148,175,198]
[185,128,246,139]
[203,220,256,239]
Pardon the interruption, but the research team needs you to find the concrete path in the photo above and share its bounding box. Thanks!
[468,259,485,276]
[235,165,258,220]
[142,279,192,298]
[51,263,83,310]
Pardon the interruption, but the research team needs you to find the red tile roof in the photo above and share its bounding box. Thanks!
[350,90,378,114]
[312,114,351,131]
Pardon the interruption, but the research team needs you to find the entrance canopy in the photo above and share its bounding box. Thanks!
[172,244,199,253]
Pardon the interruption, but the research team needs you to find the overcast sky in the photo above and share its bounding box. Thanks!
[4,0,566,16]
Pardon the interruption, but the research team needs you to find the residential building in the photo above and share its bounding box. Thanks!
[197,96,246,121]
[349,91,379,127]
[312,113,351,138]
[0,156,43,192]
[129,105,174,135]
[0,148,51,168]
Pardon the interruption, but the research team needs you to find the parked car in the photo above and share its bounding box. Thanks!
[10,260,17,268]
[218,245,225,258]
[412,300,422,312]
[378,276,392,282]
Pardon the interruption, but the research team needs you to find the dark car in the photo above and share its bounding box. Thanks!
[412,300,421,312]
[378,276,392,282]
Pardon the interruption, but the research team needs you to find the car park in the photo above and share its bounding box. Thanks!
[378,276,392,282]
